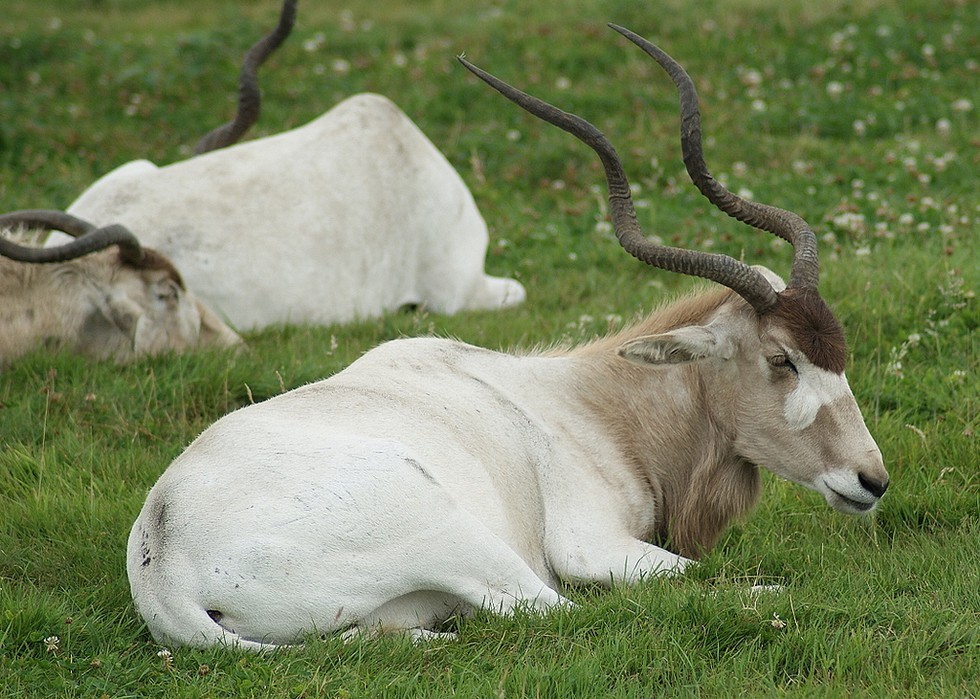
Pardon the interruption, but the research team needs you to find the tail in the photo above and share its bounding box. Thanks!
[126,511,284,651]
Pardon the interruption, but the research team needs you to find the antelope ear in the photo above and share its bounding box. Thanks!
[618,324,735,365]
[196,300,244,349]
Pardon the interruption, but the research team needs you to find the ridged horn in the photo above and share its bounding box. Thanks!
[194,0,298,154]
[608,24,819,291]
[458,55,780,314]
[0,210,145,265]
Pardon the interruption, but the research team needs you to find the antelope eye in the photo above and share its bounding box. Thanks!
[769,353,798,374]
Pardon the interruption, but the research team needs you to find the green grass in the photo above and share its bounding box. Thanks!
[1,0,977,696]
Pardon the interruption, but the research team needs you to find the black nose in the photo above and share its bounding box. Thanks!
[859,472,889,498]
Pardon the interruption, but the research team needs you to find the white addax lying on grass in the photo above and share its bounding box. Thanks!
[128,25,888,649]
[67,91,525,330]
[61,3,524,331]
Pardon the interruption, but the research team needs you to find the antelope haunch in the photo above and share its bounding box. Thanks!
[66,90,526,330]
[127,27,888,649]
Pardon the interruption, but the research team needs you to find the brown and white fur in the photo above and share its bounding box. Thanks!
[0,228,240,365]
[126,27,888,649]
[127,270,885,649]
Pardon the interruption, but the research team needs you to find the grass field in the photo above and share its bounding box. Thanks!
[1,0,977,696]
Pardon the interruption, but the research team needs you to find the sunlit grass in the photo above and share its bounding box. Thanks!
[1,0,976,696]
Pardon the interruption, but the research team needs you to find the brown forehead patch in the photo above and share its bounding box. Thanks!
[767,287,848,373]
[117,247,186,289]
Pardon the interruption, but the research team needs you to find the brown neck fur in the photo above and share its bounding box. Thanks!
[569,285,762,559]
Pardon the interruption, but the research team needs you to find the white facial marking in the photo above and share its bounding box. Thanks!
[783,365,852,430]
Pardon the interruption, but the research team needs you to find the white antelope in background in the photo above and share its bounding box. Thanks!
[59,1,525,330]
[0,1,297,364]
[127,25,888,649]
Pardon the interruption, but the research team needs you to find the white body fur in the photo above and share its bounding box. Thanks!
[61,94,525,331]
[128,272,887,649]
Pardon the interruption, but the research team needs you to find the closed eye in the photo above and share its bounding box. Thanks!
[769,353,798,375]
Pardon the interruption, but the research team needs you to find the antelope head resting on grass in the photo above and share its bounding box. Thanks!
[0,211,241,364]
[126,25,888,649]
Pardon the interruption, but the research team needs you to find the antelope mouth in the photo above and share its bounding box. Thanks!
[826,486,876,513]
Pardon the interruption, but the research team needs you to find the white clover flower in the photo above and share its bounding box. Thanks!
[331,58,350,75]
[302,32,325,53]
[951,98,973,112]
[826,81,845,98]
[832,211,866,234]
[44,636,60,653]
[853,120,867,136]
[339,9,356,32]
[936,118,952,136]
[555,76,571,90]
[792,160,812,175]
[505,129,521,142]
[898,213,915,226]
[740,68,763,87]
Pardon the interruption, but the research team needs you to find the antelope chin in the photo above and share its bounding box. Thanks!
[824,488,878,515]
[817,473,879,515]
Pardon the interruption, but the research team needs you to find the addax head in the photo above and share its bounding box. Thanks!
[459,25,888,513]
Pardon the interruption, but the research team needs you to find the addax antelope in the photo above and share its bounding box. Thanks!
[127,26,887,648]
